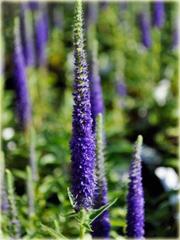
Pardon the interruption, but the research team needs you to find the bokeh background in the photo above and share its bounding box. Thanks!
[1,0,179,238]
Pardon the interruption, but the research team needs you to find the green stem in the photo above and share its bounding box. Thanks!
[0,19,4,237]
[79,209,86,240]
[26,166,35,217]
[0,77,3,152]
[0,152,4,238]
[29,126,38,181]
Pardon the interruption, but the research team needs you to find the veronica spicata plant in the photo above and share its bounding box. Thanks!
[126,135,144,238]
[13,18,32,131]
[20,3,35,67]
[138,13,152,49]
[91,113,110,238]
[70,0,95,212]
[89,39,104,132]
[35,6,48,67]
[152,1,165,28]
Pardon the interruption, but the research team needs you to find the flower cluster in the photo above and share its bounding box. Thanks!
[138,13,151,48]
[152,1,165,28]
[126,135,144,238]
[20,3,35,67]
[13,18,32,130]
[92,113,110,238]
[70,0,95,211]
[35,4,48,67]
[89,39,104,131]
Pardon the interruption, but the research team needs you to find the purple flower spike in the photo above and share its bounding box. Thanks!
[172,21,179,49]
[117,80,127,97]
[86,2,98,28]
[20,3,35,67]
[13,18,32,131]
[99,1,109,11]
[127,135,145,238]
[70,0,95,211]
[92,113,110,238]
[53,7,64,29]
[28,1,39,10]
[138,13,152,48]
[89,40,104,131]
[152,1,165,28]
[35,9,48,67]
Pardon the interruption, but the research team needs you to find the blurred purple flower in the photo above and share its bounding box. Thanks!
[20,3,35,67]
[1,184,9,212]
[28,1,39,10]
[91,114,110,238]
[172,23,179,49]
[70,0,95,211]
[35,9,48,67]
[138,13,152,48]
[99,1,109,11]
[42,4,49,42]
[116,80,127,97]
[13,19,32,130]
[92,189,110,238]
[53,7,64,29]
[89,40,104,131]
[152,1,165,28]
[119,1,128,11]
[86,2,98,28]
[126,135,145,238]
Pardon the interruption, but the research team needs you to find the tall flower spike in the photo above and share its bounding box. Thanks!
[35,7,48,67]
[53,6,64,30]
[138,13,151,48]
[0,154,9,213]
[20,3,35,67]
[13,18,32,131]
[28,1,39,11]
[89,39,104,131]
[117,80,127,97]
[86,1,98,29]
[172,20,179,49]
[99,2,109,11]
[126,135,144,238]
[152,1,165,28]
[70,0,95,211]
[92,113,110,238]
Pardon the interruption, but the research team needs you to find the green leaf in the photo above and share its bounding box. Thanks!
[83,222,93,232]
[41,224,67,240]
[89,198,118,224]
[53,220,60,234]
[13,169,26,180]
[65,211,78,218]
[67,187,75,208]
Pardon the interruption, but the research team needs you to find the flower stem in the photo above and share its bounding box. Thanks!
[79,209,86,240]
[26,166,35,217]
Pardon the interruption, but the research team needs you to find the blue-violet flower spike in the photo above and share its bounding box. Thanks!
[138,13,152,48]
[152,1,165,28]
[90,39,104,131]
[13,18,32,130]
[20,3,35,67]
[126,135,145,238]
[70,0,95,212]
[92,113,110,238]
[35,8,48,67]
